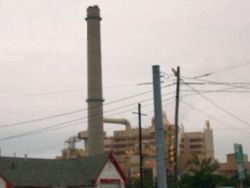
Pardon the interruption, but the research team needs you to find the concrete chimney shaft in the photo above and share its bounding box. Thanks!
[86,5,104,155]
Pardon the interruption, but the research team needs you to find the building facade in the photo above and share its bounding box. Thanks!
[219,153,250,178]
[60,114,214,178]
[179,120,214,171]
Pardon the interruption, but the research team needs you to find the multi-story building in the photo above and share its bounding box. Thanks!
[219,153,250,178]
[59,114,214,178]
[179,120,214,170]
[77,113,175,177]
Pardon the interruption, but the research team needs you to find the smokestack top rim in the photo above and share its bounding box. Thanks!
[88,5,100,9]
[86,5,101,21]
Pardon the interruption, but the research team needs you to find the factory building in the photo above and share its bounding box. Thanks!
[0,5,129,188]
[60,114,214,178]
[58,1,214,179]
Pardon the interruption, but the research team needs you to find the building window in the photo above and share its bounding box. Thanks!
[190,144,203,149]
[189,138,203,142]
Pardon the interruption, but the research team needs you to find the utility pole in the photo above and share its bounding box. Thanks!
[152,65,168,188]
[172,66,180,184]
[133,103,147,188]
[138,103,144,188]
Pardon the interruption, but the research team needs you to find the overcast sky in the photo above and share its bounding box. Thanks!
[0,0,250,162]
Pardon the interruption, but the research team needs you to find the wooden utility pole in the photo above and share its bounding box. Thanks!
[134,103,147,188]
[172,66,180,184]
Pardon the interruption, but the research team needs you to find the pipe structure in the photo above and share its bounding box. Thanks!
[65,136,79,149]
[77,118,131,154]
[86,5,104,155]
[103,118,131,130]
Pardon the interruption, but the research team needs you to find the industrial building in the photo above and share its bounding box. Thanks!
[0,5,128,188]
[52,2,214,180]
[60,113,214,178]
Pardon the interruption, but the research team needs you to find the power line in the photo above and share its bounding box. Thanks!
[0,90,177,142]
[0,109,86,129]
[0,89,153,129]
[0,93,170,140]
[182,73,250,91]
[10,97,248,156]
[0,82,175,129]
[185,81,250,85]
[171,85,250,104]
[0,109,85,129]
[193,62,250,79]
[186,127,250,131]
[0,83,141,99]
[24,142,64,154]
[180,76,250,90]
[0,95,178,154]
[180,100,250,138]
[4,64,250,154]
[0,119,84,141]
[0,89,84,99]
[181,87,250,94]
[182,81,250,128]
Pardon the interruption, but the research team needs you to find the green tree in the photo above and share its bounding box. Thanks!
[179,155,219,188]
[244,175,250,187]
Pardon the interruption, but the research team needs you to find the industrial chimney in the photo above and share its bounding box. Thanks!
[85,5,104,155]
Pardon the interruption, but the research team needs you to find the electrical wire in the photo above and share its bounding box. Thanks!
[182,80,250,128]
[180,100,250,138]
[0,82,175,129]
[181,86,250,94]
[24,142,64,155]
[181,76,250,91]
[0,91,176,141]
[0,89,84,99]
[192,62,250,79]
[0,89,153,128]
[0,83,142,99]
[0,109,85,129]
[0,119,84,141]
[6,64,249,154]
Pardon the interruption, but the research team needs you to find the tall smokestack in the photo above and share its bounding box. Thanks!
[86,5,104,155]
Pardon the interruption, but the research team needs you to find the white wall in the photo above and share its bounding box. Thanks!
[96,159,125,188]
[0,177,6,188]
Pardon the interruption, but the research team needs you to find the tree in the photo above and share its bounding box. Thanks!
[179,155,219,188]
